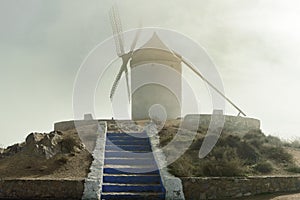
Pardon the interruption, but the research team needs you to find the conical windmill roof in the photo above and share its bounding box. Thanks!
[140,32,171,51]
[130,32,181,68]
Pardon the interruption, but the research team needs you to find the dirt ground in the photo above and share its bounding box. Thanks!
[262,148,300,200]
[286,147,300,166]
[241,193,300,200]
[0,128,93,179]
[239,147,300,200]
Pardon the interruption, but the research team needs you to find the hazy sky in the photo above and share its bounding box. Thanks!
[1,0,300,146]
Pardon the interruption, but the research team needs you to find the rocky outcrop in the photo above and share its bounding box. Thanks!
[2,143,24,156]
[1,143,25,157]
[1,131,85,159]
[26,131,64,159]
[26,131,85,159]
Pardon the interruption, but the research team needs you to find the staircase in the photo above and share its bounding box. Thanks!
[101,131,166,200]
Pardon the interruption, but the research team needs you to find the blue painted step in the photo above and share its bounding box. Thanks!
[103,175,161,184]
[107,135,148,139]
[107,133,148,137]
[107,134,149,138]
[105,158,156,165]
[102,131,165,200]
[103,166,159,174]
[102,184,163,193]
[105,151,155,158]
[104,168,159,175]
[105,145,152,152]
[101,192,165,200]
[106,140,150,146]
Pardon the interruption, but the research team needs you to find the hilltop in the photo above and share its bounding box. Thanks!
[0,118,300,179]
[158,120,300,177]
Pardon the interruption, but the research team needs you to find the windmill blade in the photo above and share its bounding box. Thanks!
[181,57,246,116]
[179,56,246,159]
[124,66,131,102]
[109,5,125,56]
[130,26,142,52]
[110,52,132,101]
[127,27,142,100]
[110,64,125,100]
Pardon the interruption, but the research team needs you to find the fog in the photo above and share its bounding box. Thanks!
[0,0,300,146]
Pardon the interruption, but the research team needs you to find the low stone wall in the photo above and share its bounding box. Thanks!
[181,176,300,200]
[54,120,99,132]
[0,178,84,199]
[146,122,185,200]
[82,122,107,200]
[183,114,260,133]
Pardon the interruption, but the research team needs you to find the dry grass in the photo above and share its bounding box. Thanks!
[159,120,299,177]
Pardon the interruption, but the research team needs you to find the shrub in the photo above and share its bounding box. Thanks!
[60,136,78,153]
[202,159,245,177]
[262,146,292,163]
[254,161,273,173]
[266,135,282,146]
[222,135,259,164]
[243,130,265,140]
[168,155,198,177]
[243,130,266,149]
[236,142,260,165]
[159,134,175,147]
[290,140,300,148]
[286,165,300,173]
[284,139,300,149]
[219,135,240,148]
[202,146,246,177]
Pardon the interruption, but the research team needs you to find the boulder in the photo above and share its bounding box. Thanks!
[3,143,24,156]
[24,131,65,159]
[26,133,44,145]
[35,133,63,159]
[2,130,84,159]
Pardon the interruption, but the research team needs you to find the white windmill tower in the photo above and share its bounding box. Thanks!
[129,33,183,120]
[109,7,183,120]
[109,6,246,120]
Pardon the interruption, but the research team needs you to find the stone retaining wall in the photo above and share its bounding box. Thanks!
[82,122,107,200]
[146,123,185,200]
[183,114,260,133]
[0,178,84,199]
[181,176,300,200]
[54,120,99,132]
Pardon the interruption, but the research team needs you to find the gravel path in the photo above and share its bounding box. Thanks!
[271,193,300,200]
[243,193,300,200]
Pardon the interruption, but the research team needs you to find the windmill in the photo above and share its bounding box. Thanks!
[109,6,246,119]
